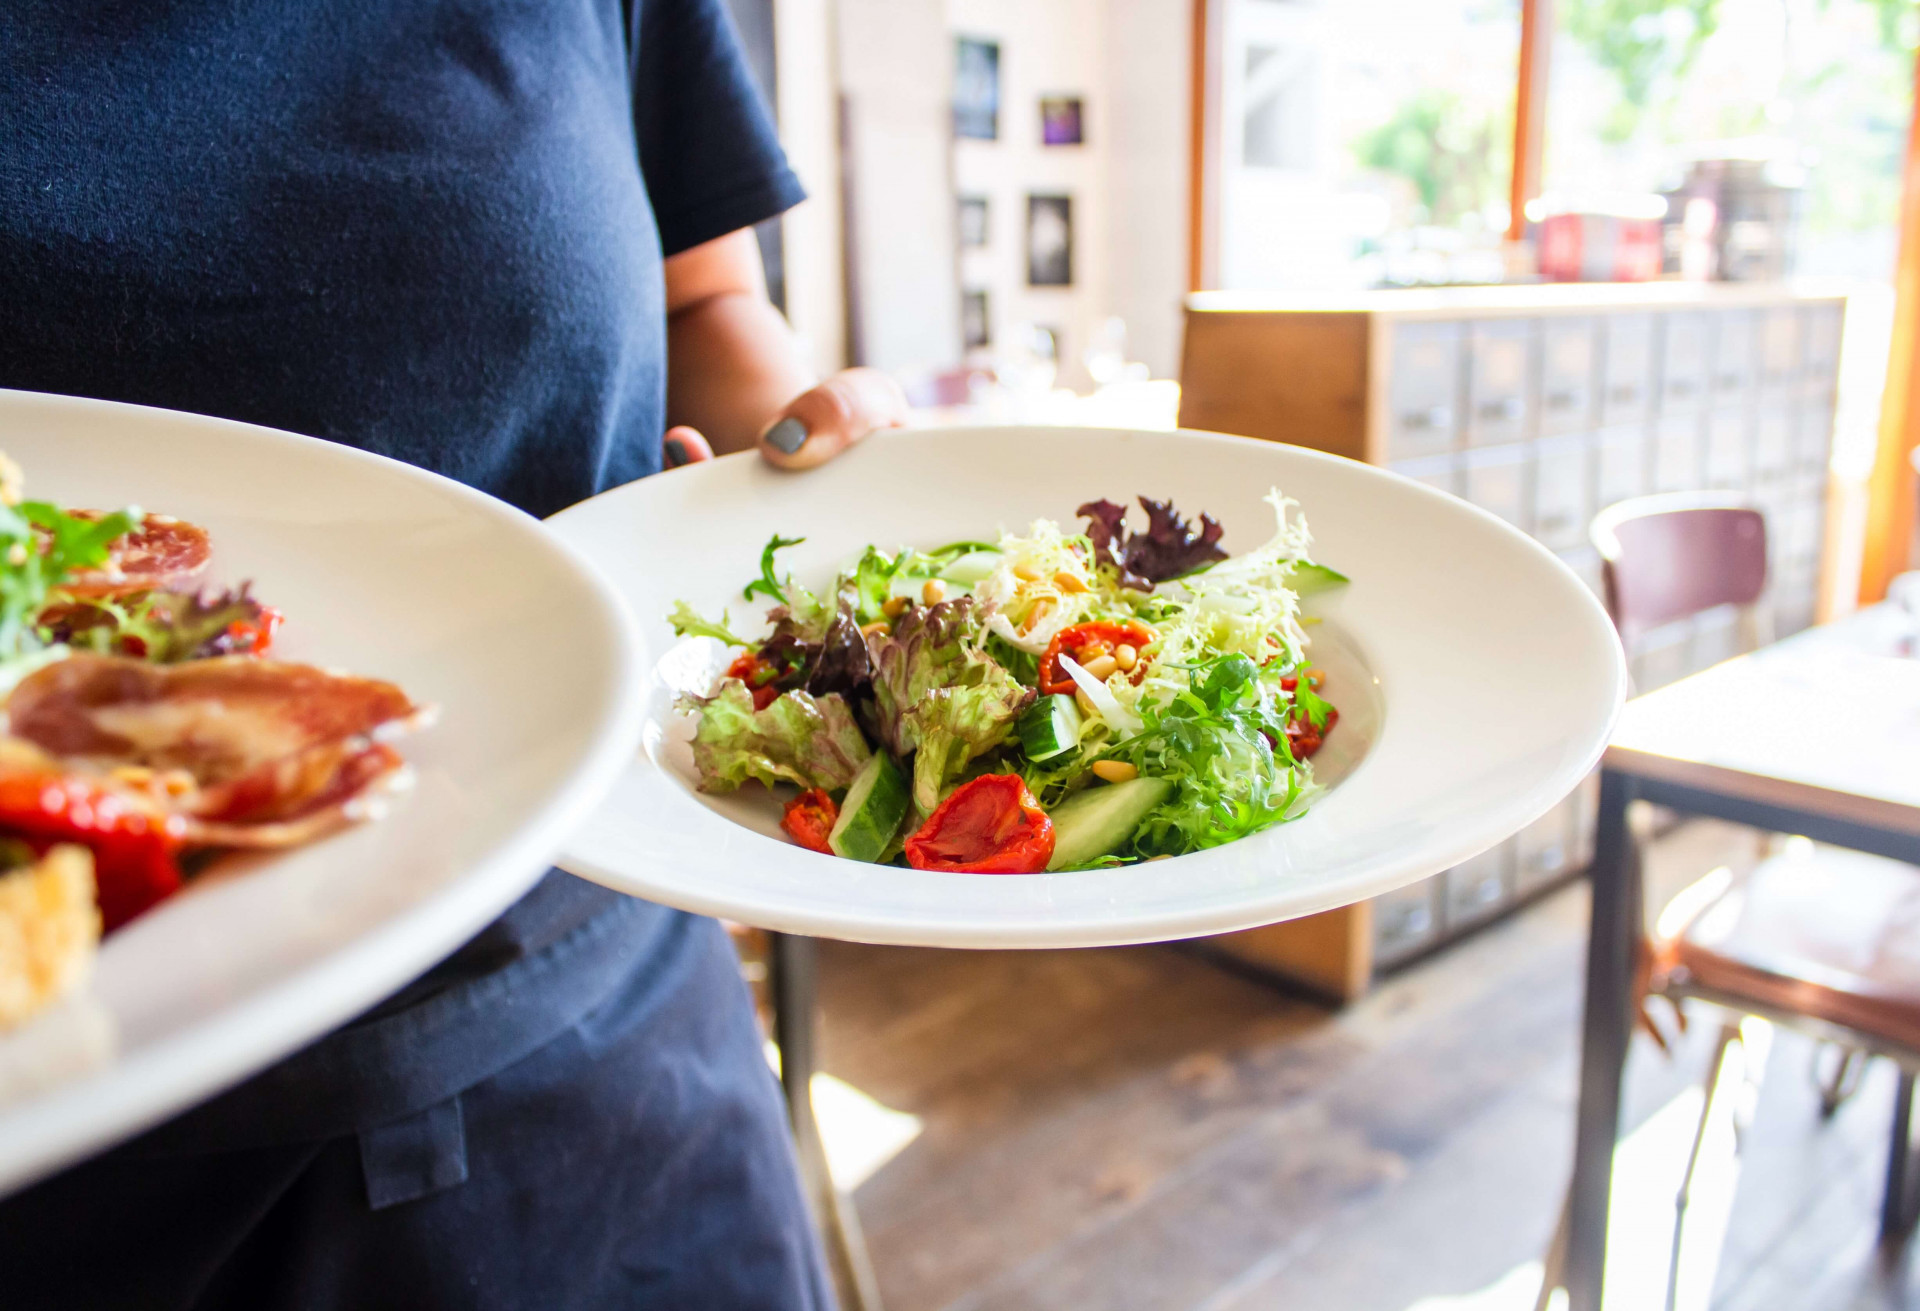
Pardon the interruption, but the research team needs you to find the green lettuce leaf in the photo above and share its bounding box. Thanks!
[669,600,752,647]
[681,681,872,793]
[42,586,275,662]
[903,660,1033,812]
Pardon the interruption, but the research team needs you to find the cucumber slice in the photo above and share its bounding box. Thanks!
[828,752,912,863]
[1018,694,1082,762]
[1045,776,1175,871]
[938,550,1003,587]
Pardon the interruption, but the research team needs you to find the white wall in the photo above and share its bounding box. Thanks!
[1103,0,1191,379]
[837,0,961,375]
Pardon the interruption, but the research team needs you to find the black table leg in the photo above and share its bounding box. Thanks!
[1565,769,1639,1311]
[766,931,885,1311]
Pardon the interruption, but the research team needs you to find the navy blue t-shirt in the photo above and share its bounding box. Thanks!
[1,2,801,1032]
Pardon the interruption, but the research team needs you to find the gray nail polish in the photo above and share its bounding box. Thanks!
[663,438,689,468]
[764,416,808,455]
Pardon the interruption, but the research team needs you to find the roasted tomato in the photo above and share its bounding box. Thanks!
[780,788,838,854]
[904,774,1054,874]
[0,772,186,932]
[726,652,784,711]
[1038,621,1155,696]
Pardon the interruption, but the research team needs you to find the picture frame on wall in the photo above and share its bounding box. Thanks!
[1039,96,1085,147]
[953,38,1000,141]
[962,290,991,350]
[1026,194,1073,287]
[958,195,990,249]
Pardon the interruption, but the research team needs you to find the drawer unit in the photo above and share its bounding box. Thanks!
[1391,453,1461,497]
[1373,875,1442,967]
[1463,443,1531,530]
[1540,318,1598,436]
[1467,320,1535,446]
[1653,414,1703,492]
[1753,409,1792,484]
[1659,312,1713,414]
[1704,409,1752,489]
[1802,303,1844,398]
[1759,306,1802,394]
[1514,795,1576,895]
[1532,435,1592,549]
[1601,313,1656,426]
[1791,402,1834,473]
[1387,322,1464,459]
[1710,309,1757,403]
[1594,425,1649,508]
[1444,843,1513,931]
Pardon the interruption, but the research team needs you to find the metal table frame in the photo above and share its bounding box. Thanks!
[1563,766,1920,1311]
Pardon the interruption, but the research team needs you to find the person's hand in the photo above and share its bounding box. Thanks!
[661,368,908,471]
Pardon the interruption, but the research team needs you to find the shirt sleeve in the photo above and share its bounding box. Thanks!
[630,0,808,258]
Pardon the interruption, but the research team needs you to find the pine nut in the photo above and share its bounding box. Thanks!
[1081,654,1119,680]
[1013,561,1042,582]
[1078,641,1111,660]
[1091,760,1138,783]
[1115,644,1138,671]
[1054,570,1088,593]
[882,595,909,619]
[922,578,947,605]
[861,620,891,639]
[1074,689,1097,717]
[1021,598,1053,632]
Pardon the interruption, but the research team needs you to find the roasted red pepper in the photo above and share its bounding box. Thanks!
[904,774,1054,874]
[1285,704,1338,760]
[780,788,839,854]
[0,773,187,931]
[726,652,784,711]
[228,605,284,656]
[1037,621,1155,696]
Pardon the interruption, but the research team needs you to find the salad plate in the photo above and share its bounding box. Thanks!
[0,390,646,1196]
[549,425,1625,949]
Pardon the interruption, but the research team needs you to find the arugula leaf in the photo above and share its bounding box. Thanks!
[743,533,805,606]
[0,501,137,661]
[1293,677,1333,732]
[669,600,752,647]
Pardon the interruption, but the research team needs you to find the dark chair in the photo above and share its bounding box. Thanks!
[1536,494,1920,1310]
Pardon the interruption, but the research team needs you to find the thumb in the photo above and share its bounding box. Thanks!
[759,368,908,471]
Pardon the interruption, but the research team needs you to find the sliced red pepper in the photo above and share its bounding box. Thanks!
[904,774,1054,874]
[780,788,839,854]
[1038,621,1155,696]
[228,605,284,656]
[0,773,187,932]
[726,652,783,711]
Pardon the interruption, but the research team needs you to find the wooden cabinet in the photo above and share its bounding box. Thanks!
[1179,282,1846,1001]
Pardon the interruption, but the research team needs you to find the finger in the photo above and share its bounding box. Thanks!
[759,368,909,470]
[663,426,715,469]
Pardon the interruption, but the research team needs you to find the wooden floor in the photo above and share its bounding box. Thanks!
[811,821,1920,1311]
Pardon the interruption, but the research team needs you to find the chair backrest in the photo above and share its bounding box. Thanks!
[1590,492,1768,647]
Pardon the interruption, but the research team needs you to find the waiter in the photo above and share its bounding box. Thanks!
[0,1,899,1306]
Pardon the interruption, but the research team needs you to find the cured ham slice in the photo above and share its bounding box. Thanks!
[59,513,212,599]
[4,655,428,847]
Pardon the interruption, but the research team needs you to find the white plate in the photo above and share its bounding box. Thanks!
[0,390,645,1196]
[549,426,1625,950]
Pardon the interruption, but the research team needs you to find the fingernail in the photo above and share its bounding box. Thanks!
[764,416,808,456]
[663,438,689,468]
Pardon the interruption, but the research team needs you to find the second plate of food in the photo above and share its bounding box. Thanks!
[548,425,1625,949]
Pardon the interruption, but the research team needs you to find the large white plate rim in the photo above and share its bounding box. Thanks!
[0,389,649,1193]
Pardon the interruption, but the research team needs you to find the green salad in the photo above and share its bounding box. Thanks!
[669,490,1346,873]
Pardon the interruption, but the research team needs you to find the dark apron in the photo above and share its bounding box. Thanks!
[0,895,834,1311]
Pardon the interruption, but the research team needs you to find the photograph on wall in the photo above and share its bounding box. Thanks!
[958,195,990,248]
[962,290,991,350]
[1026,194,1073,287]
[1039,96,1085,146]
[953,38,1000,141]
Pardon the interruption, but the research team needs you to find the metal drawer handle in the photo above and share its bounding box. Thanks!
[1669,379,1697,396]
[1401,406,1452,431]
[1477,397,1522,420]
[1608,385,1638,403]
[1546,390,1579,411]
